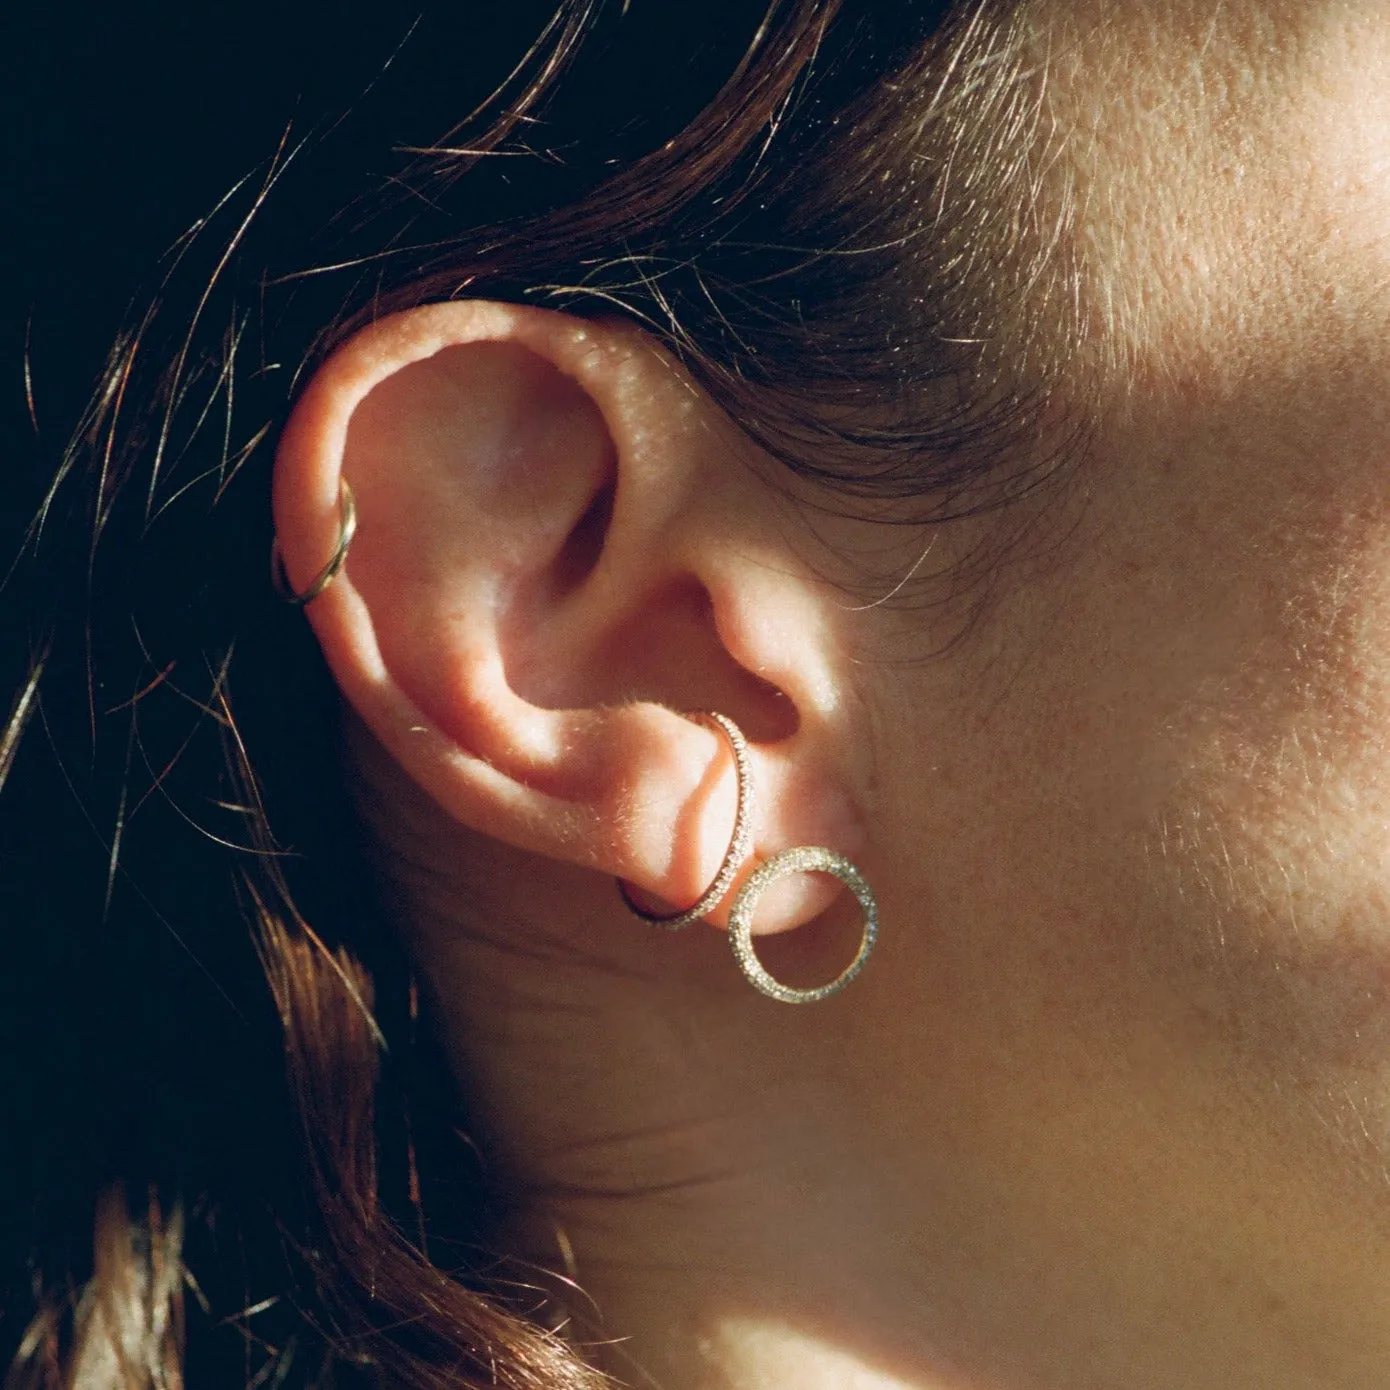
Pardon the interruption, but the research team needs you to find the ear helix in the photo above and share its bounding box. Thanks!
[616,711,879,1004]
[267,497,878,1001]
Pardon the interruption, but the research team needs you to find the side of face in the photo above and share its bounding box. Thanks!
[271,3,1390,1371]
[857,0,1390,1288]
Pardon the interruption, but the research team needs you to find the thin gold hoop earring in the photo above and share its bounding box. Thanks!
[728,845,878,1004]
[616,711,755,931]
[271,478,357,606]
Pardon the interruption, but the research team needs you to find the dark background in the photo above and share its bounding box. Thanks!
[0,1,965,1376]
[0,0,776,544]
[0,0,775,1359]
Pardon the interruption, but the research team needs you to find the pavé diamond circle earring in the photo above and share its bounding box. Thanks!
[727,845,878,1005]
[616,712,878,1002]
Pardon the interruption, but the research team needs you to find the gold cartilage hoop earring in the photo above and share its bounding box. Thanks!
[616,711,755,931]
[728,845,878,1005]
[272,477,357,606]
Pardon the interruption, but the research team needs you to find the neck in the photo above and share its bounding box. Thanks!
[369,782,964,1389]
[358,732,1390,1390]
[443,975,957,1390]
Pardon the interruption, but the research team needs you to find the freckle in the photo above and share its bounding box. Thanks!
[1322,284,1338,304]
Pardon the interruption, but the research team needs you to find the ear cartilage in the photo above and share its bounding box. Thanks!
[272,477,357,607]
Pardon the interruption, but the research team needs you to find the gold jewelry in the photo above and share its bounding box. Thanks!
[617,711,755,931]
[728,845,878,1004]
[271,478,357,606]
[619,711,879,1001]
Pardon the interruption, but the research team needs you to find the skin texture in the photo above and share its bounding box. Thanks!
[275,2,1390,1386]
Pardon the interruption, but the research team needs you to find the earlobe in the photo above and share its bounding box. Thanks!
[272,301,870,948]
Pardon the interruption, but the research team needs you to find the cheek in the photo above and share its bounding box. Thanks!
[1017,424,1390,1087]
[1141,525,1390,1064]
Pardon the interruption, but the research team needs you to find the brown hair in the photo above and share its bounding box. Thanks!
[0,2,1079,1386]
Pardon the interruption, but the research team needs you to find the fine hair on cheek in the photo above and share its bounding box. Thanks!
[992,0,1390,1114]
[1035,0,1390,405]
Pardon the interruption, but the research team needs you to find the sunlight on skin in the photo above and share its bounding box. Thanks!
[331,4,1390,1388]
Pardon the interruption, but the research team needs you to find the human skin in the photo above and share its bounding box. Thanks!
[282,1,1390,1387]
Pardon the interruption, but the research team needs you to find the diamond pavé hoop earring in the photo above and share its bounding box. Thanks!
[728,845,878,1004]
[619,711,878,1001]
[616,711,755,931]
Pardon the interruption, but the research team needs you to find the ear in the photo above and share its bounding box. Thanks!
[272,302,868,932]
